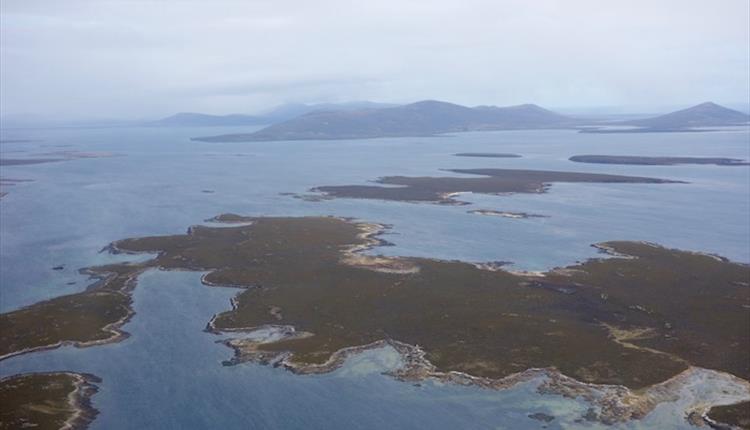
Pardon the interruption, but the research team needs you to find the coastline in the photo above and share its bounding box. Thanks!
[215,323,750,426]
[0,371,100,430]
[62,372,101,430]
[0,265,146,362]
[2,214,748,429]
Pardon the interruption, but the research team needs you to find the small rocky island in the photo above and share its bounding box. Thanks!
[454,153,522,158]
[570,155,749,166]
[0,151,119,167]
[468,209,547,219]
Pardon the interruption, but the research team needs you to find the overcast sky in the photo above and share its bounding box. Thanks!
[1,0,748,119]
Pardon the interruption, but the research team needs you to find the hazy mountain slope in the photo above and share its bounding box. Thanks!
[151,102,398,127]
[193,100,577,141]
[261,101,399,121]
[151,112,269,127]
[627,102,750,128]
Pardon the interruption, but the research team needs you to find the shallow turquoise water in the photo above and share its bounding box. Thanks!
[0,126,748,429]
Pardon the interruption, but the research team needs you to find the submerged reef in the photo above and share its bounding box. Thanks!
[1,215,748,426]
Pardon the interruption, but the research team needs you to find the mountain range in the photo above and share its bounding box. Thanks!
[191,100,749,142]
[2,101,746,136]
[150,101,397,127]
[192,100,577,142]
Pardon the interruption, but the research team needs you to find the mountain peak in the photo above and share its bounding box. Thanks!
[628,102,749,128]
[406,100,467,109]
[688,101,737,112]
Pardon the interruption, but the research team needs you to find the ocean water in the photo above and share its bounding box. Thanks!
[1,126,749,429]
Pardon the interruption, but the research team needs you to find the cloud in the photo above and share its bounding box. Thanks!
[1,0,748,118]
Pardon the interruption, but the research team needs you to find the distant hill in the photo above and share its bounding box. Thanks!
[151,101,397,127]
[150,112,269,127]
[626,102,750,129]
[192,100,577,142]
[261,101,399,122]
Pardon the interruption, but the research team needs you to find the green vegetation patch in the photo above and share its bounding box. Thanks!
[313,168,680,204]
[0,372,99,430]
[1,216,747,393]
[113,216,750,389]
[707,401,750,429]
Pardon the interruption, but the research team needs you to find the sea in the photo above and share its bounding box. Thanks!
[1,125,748,429]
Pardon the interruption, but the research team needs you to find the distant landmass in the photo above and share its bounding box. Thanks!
[569,155,749,166]
[151,112,269,127]
[581,102,749,133]
[260,101,398,122]
[454,153,522,158]
[151,101,397,127]
[627,102,749,128]
[192,100,578,142]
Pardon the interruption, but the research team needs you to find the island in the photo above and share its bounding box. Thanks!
[569,155,749,166]
[0,262,141,360]
[191,100,579,142]
[312,168,681,204]
[1,215,748,426]
[0,372,99,430]
[0,151,119,167]
[467,209,547,219]
[454,153,522,158]
[0,158,65,166]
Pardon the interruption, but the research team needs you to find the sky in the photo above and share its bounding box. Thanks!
[1,0,749,120]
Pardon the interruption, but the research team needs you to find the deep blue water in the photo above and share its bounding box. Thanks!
[0,126,748,429]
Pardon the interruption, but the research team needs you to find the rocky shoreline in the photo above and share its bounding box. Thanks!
[0,372,100,430]
[62,373,101,430]
[2,214,748,429]
[215,323,750,427]
[468,209,548,219]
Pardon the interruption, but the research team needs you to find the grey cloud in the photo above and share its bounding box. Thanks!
[1,0,748,119]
